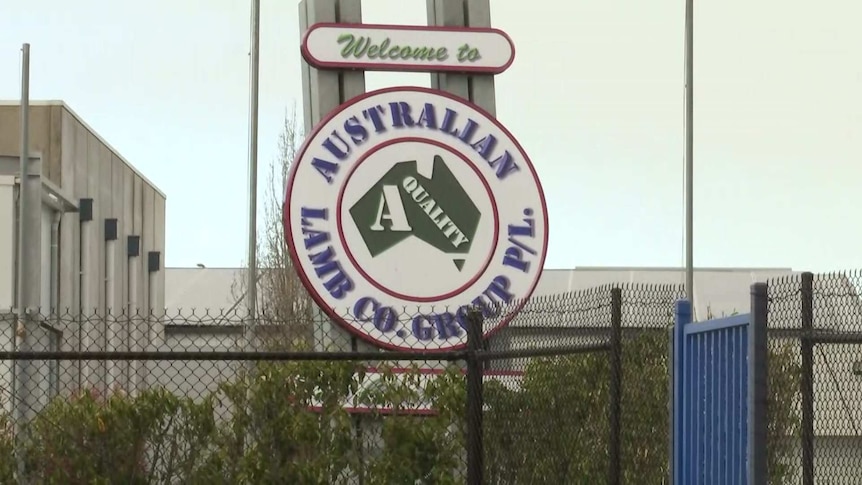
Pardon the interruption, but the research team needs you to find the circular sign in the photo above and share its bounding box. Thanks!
[284,86,548,350]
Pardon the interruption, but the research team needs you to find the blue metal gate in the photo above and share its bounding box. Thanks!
[672,283,768,485]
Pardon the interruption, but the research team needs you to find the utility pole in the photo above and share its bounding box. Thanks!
[14,41,31,483]
[246,0,260,344]
[684,0,695,306]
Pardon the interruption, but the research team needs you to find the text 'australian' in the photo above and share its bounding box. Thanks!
[311,100,521,184]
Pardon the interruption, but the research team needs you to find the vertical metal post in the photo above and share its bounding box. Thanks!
[683,0,695,305]
[127,234,140,393]
[609,288,622,485]
[672,299,692,484]
[14,40,31,484]
[16,44,30,318]
[667,324,675,485]
[80,214,92,387]
[800,271,815,485]
[748,283,769,485]
[465,309,484,485]
[245,0,260,344]
[106,236,119,391]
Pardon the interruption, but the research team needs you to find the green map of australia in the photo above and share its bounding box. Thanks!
[349,156,481,271]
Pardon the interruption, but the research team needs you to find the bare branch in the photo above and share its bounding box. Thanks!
[234,105,315,349]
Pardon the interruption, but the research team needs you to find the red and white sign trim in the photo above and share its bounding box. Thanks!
[301,22,516,74]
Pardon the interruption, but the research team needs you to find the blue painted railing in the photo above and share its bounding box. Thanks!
[672,284,768,485]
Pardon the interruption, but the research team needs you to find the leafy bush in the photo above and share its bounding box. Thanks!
[195,361,468,484]
[0,410,14,483]
[12,387,216,484]
[767,342,803,484]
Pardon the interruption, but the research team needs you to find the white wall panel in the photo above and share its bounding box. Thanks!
[0,181,15,310]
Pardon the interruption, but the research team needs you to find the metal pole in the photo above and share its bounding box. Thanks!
[608,288,622,485]
[14,41,31,484]
[684,0,695,305]
[748,282,769,485]
[800,272,815,485]
[246,0,260,338]
[465,309,484,485]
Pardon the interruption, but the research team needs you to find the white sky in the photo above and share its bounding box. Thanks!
[2,0,861,272]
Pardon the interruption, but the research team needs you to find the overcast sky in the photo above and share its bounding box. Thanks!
[2,0,861,274]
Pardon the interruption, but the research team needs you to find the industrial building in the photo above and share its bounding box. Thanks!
[0,101,166,415]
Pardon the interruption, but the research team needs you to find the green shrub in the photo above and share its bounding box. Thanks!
[17,387,216,484]
[0,410,14,483]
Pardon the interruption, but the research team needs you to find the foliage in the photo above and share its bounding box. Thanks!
[767,342,803,484]
[484,354,609,484]
[0,363,467,484]
[0,409,14,483]
[200,361,467,484]
[201,360,362,483]
[358,365,466,485]
[0,335,802,484]
[0,387,216,484]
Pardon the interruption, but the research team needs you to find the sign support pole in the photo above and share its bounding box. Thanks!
[427,0,497,115]
[426,0,496,361]
[299,0,370,352]
[684,0,694,307]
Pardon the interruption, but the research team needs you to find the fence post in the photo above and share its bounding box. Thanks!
[748,283,769,484]
[667,323,675,485]
[800,271,815,485]
[672,299,692,484]
[465,309,484,485]
[609,287,622,485]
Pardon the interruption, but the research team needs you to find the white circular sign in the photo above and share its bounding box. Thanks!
[284,87,548,350]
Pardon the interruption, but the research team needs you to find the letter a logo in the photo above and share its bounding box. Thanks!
[349,155,481,270]
[369,185,412,232]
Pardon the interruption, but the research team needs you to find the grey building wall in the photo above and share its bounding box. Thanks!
[0,101,166,409]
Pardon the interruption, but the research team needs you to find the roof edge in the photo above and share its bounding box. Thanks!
[0,100,166,199]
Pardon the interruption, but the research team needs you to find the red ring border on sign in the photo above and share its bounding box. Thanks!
[335,136,501,303]
[283,86,549,352]
[301,22,517,74]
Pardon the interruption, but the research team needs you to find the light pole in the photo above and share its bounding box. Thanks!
[15,41,31,484]
[246,0,260,342]
[684,0,695,307]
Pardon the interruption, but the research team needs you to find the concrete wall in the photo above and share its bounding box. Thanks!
[0,101,166,405]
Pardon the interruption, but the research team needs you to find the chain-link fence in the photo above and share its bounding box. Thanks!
[767,271,862,485]
[0,282,684,484]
